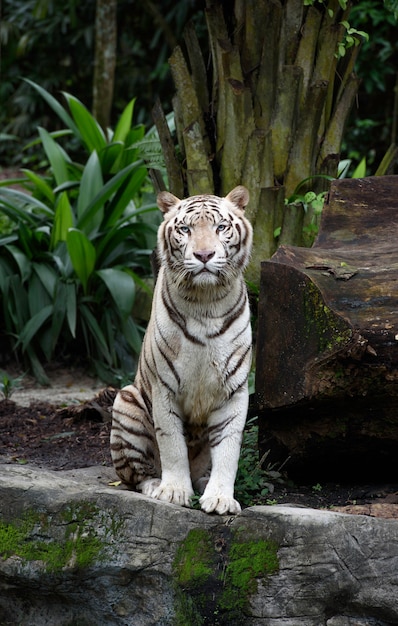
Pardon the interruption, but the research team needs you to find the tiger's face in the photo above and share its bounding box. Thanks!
[157,186,253,289]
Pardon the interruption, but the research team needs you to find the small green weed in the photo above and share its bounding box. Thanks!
[235,416,285,507]
[0,371,24,399]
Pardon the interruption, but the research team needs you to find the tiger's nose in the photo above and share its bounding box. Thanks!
[194,250,215,264]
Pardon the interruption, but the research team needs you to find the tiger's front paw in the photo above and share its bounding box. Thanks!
[150,481,194,508]
[137,478,161,497]
[200,494,241,515]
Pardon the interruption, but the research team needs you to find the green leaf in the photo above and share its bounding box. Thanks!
[17,304,53,352]
[122,316,143,354]
[77,161,142,231]
[79,304,112,363]
[38,127,71,186]
[21,169,55,203]
[77,150,104,231]
[96,268,135,319]
[5,275,27,331]
[304,191,316,204]
[32,262,57,298]
[352,157,367,179]
[23,129,73,152]
[0,187,54,219]
[50,281,67,350]
[50,192,74,249]
[24,79,80,137]
[66,282,77,337]
[5,245,31,282]
[66,229,96,293]
[104,166,148,227]
[28,272,52,317]
[113,98,136,143]
[293,174,335,195]
[99,142,124,175]
[63,92,107,153]
[25,345,50,385]
[111,125,145,173]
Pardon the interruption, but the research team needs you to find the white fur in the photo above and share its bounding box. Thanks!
[111,187,252,515]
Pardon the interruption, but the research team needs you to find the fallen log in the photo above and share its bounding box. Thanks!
[256,176,398,482]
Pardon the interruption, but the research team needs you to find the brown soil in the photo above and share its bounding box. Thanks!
[1,368,398,518]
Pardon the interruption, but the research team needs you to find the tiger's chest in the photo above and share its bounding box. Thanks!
[177,339,228,422]
[155,312,251,424]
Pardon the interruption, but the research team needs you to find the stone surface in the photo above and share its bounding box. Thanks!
[0,463,398,625]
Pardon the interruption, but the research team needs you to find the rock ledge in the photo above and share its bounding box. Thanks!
[0,464,397,625]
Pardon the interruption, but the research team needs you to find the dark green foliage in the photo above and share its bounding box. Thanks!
[0,0,203,165]
[235,416,284,507]
[1,0,397,176]
[0,82,160,382]
[345,1,398,171]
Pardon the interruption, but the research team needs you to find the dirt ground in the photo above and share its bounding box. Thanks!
[1,367,398,518]
[0,367,112,470]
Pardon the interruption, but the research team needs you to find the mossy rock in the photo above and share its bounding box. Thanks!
[173,526,279,625]
[0,501,121,573]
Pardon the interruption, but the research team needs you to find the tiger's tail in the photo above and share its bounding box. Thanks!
[110,385,160,487]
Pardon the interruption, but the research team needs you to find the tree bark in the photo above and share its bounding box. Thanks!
[92,0,117,131]
[153,0,361,288]
[255,176,398,482]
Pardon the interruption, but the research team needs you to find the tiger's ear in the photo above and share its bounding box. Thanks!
[225,186,250,211]
[157,191,180,214]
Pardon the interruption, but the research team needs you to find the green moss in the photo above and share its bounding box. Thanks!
[220,539,279,611]
[173,528,279,625]
[303,282,352,354]
[174,528,214,586]
[0,503,107,572]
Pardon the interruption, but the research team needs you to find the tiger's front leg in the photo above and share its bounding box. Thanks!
[199,386,249,515]
[141,395,194,507]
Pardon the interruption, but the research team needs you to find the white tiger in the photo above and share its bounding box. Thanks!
[111,186,253,515]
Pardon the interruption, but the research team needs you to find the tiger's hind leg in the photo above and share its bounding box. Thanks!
[111,385,160,487]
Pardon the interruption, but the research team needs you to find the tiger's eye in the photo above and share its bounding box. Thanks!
[180,225,190,234]
[216,224,226,233]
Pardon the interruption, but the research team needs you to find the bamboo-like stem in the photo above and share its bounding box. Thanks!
[155,0,362,290]
[294,6,322,111]
[205,2,229,163]
[183,21,209,115]
[234,0,263,78]
[219,43,255,195]
[152,99,184,198]
[242,128,273,224]
[169,46,210,154]
[169,46,213,195]
[317,74,360,169]
[246,186,285,284]
[335,42,362,105]
[375,144,398,176]
[184,119,214,195]
[285,80,329,196]
[281,0,304,66]
[172,95,185,165]
[279,202,305,246]
[254,0,282,130]
[270,65,303,180]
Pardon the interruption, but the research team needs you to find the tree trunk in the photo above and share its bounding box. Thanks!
[255,176,398,483]
[153,0,362,288]
[92,0,117,131]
